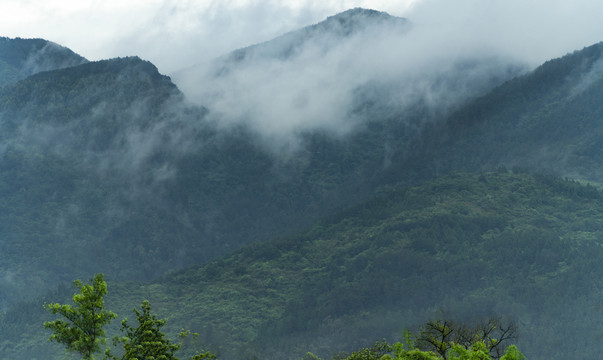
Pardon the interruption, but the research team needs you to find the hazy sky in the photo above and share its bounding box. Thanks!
[2,0,603,75]
[0,0,418,73]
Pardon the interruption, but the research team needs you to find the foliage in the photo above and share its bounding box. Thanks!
[0,36,87,87]
[416,318,516,359]
[45,275,216,360]
[345,339,392,360]
[106,300,181,360]
[499,346,525,360]
[390,41,603,183]
[447,342,493,360]
[340,333,525,360]
[4,172,594,360]
[43,273,117,359]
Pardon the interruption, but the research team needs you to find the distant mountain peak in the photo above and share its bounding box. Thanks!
[321,7,405,31]
[213,8,409,72]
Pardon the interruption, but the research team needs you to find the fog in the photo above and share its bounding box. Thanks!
[4,1,603,150]
[172,7,525,150]
[3,0,603,75]
[0,1,417,73]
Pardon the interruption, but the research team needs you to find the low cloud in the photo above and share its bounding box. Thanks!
[3,0,603,75]
[6,1,603,156]
[172,7,526,151]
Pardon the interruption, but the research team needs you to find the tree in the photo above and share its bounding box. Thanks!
[108,300,181,360]
[106,300,217,360]
[447,342,491,360]
[347,340,524,360]
[499,346,525,360]
[43,273,117,360]
[416,318,517,360]
[345,339,392,360]
[342,322,523,360]
[44,275,216,360]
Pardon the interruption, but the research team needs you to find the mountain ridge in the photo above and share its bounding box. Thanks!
[383,40,603,185]
[0,37,87,87]
[222,7,410,64]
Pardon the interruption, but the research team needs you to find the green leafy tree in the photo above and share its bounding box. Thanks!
[447,342,491,360]
[343,325,524,360]
[448,342,525,360]
[345,339,392,360]
[498,346,525,360]
[106,300,217,360]
[301,352,321,360]
[190,351,217,360]
[350,340,524,360]
[416,318,516,360]
[107,300,180,360]
[386,342,441,360]
[43,273,117,360]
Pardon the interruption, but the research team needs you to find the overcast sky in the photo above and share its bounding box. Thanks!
[2,0,603,75]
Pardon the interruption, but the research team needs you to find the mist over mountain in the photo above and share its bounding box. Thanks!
[0,9,530,309]
[386,41,603,183]
[1,6,603,360]
[0,37,87,87]
[0,56,194,307]
[217,8,410,66]
[174,8,525,150]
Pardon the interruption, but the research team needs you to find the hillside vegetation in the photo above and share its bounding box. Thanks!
[390,41,603,182]
[0,13,524,306]
[0,37,87,87]
[2,172,600,360]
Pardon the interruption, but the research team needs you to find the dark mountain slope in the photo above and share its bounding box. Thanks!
[388,41,603,183]
[0,56,179,134]
[0,48,416,310]
[2,172,601,360]
[140,172,603,360]
[0,37,87,87]
[0,57,195,307]
[0,9,527,311]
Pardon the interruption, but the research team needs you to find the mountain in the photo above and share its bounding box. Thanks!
[0,56,189,307]
[135,172,603,360]
[386,41,603,183]
[215,8,410,70]
[173,7,524,142]
[2,8,603,360]
[2,172,601,360]
[0,9,526,309]
[0,37,87,87]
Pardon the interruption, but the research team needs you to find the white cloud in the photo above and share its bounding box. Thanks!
[3,0,603,74]
[4,0,603,149]
[0,1,417,73]
[404,0,603,66]
[2,0,603,75]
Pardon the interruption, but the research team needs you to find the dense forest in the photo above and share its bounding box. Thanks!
[0,8,602,360]
[2,172,602,359]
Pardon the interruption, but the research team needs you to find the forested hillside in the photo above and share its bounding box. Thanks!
[0,37,87,87]
[388,41,603,183]
[0,11,526,309]
[1,172,601,360]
